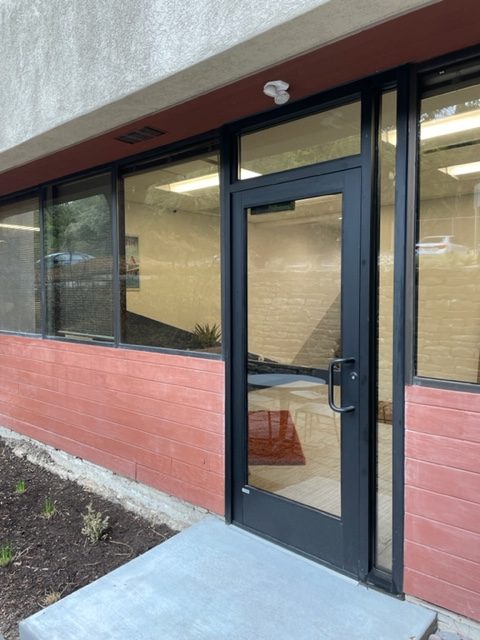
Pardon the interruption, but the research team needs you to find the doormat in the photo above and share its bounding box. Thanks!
[248,410,306,465]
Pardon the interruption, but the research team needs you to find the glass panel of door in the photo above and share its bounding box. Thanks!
[246,194,342,516]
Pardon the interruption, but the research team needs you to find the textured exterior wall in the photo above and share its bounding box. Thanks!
[0,334,225,513]
[0,0,436,173]
[405,385,480,621]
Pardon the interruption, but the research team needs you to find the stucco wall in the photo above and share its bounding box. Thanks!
[405,385,480,622]
[0,334,225,513]
[0,0,436,173]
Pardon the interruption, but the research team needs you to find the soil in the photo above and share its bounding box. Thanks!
[0,439,176,640]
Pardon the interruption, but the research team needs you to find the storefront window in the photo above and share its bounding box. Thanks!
[121,151,221,353]
[44,174,114,341]
[239,100,361,178]
[417,83,480,384]
[0,197,40,333]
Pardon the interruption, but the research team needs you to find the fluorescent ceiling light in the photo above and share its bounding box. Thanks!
[167,174,219,193]
[421,110,480,141]
[381,109,480,147]
[156,169,261,193]
[0,223,39,232]
[439,161,480,178]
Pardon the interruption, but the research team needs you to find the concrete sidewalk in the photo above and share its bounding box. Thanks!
[20,517,436,640]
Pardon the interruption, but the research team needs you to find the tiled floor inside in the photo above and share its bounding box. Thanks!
[248,386,393,568]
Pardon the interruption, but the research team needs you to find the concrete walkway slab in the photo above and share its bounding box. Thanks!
[20,517,436,640]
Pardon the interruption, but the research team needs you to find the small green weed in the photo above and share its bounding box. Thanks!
[15,479,26,494]
[0,543,13,568]
[81,503,110,543]
[42,495,57,519]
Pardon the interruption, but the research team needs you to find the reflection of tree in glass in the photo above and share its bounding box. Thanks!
[419,97,480,123]
[46,195,111,256]
[45,194,113,338]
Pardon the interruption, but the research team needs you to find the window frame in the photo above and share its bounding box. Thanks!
[0,189,43,337]
[43,171,116,343]
[118,144,222,354]
[412,51,480,392]
[0,135,223,361]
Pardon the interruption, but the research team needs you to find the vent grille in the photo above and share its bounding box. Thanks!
[115,126,166,145]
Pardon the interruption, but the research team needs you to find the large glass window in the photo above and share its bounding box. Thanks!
[0,197,40,333]
[121,151,221,353]
[417,83,480,384]
[44,174,113,341]
[239,101,361,178]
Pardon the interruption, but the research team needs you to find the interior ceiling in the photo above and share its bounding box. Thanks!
[1,0,480,199]
[125,156,220,216]
[419,84,480,202]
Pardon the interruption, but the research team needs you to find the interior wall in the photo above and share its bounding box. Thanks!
[378,204,395,402]
[125,202,221,333]
[417,194,480,383]
[247,204,341,368]
[0,205,39,334]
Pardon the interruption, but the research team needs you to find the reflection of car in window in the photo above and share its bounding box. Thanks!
[42,252,95,267]
[36,252,103,288]
[415,235,468,255]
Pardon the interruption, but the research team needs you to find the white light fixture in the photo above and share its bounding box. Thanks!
[382,109,480,147]
[439,161,480,178]
[167,174,219,193]
[156,169,261,193]
[263,80,290,105]
[0,223,40,232]
[422,110,480,141]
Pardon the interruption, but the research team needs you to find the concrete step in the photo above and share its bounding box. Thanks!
[20,516,436,640]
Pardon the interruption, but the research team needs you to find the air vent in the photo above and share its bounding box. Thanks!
[115,126,166,145]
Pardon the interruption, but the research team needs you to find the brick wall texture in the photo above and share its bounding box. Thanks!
[405,385,480,622]
[0,334,225,514]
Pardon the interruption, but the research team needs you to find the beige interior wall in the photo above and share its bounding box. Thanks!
[378,204,395,402]
[377,192,480,392]
[417,194,480,383]
[125,202,220,332]
[247,202,341,367]
[0,206,38,333]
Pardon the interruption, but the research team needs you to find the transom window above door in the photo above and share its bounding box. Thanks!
[238,100,361,179]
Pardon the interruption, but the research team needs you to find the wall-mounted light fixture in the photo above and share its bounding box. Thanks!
[263,80,290,105]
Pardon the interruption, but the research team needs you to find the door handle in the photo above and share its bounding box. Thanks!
[328,357,355,414]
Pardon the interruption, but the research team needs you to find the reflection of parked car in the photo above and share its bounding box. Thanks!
[42,252,95,267]
[415,235,468,255]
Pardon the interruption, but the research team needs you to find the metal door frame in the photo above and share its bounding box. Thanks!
[229,168,366,576]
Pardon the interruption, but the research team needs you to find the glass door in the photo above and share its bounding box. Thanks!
[231,170,364,574]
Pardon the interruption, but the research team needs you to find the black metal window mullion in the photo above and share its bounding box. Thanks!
[111,169,121,347]
[38,186,47,338]
[391,64,417,596]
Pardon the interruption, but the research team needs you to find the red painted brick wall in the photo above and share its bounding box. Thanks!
[405,385,480,621]
[0,334,225,514]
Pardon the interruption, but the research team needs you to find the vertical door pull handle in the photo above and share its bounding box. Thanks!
[328,357,355,414]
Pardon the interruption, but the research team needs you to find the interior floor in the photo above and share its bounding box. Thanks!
[248,387,393,569]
